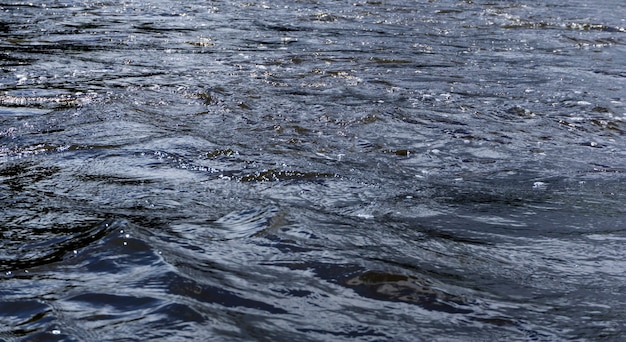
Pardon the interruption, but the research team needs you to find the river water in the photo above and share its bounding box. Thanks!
[1,0,625,341]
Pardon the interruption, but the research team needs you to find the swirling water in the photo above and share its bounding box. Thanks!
[1,0,625,340]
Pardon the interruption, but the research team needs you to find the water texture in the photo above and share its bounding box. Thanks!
[1,0,625,340]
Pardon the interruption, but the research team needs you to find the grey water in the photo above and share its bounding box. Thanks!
[1,0,625,340]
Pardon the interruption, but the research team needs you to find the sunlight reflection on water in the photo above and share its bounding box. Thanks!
[0,0,625,340]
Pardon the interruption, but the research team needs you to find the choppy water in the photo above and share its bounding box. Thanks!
[1,0,625,341]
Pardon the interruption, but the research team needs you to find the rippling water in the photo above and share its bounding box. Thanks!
[1,0,625,340]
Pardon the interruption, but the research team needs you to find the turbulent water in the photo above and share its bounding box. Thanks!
[1,0,625,340]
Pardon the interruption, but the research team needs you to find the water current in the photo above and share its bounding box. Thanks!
[1,0,625,341]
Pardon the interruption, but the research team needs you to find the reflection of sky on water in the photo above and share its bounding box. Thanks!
[0,0,625,340]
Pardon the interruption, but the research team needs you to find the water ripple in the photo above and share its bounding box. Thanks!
[1,0,625,340]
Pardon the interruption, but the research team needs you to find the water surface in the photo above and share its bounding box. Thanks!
[1,0,625,341]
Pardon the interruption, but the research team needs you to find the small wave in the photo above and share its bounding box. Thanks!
[0,92,98,109]
[238,169,338,182]
[346,270,473,314]
[215,205,283,240]
[0,218,124,273]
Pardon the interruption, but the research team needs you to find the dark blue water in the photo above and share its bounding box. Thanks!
[1,0,625,340]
